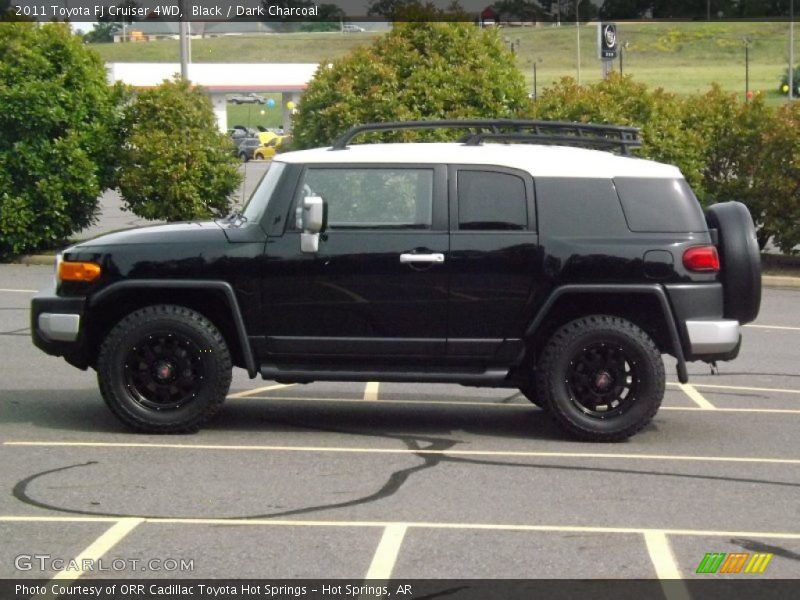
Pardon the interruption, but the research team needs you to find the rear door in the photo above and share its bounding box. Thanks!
[261,163,449,358]
[447,165,539,358]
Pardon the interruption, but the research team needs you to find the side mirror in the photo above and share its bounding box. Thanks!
[300,196,326,253]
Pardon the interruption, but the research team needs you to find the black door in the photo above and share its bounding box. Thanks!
[447,166,540,358]
[261,164,449,358]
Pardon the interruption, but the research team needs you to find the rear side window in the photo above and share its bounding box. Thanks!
[457,170,527,230]
[536,178,628,236]
[614,177,707,233]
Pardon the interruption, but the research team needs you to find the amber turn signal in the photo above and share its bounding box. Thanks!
[58,261,102,282]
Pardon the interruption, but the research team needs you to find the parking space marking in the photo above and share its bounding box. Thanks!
[365,524,407,579]
[0,288,38,293]
[745,324,800,331]
[245,395,530,409]
[238,394,800,415]
[227,383,296,399]
[364,382,380,402]
[4,515,800,540]
[677,383,716,409]
[7,441,800,465]
[644,531,691,599]
[668,382,800,396]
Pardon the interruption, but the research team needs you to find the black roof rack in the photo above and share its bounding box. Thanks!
[331,119,643,155]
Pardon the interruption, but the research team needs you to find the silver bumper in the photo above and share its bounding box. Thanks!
[685,319,740,355]
[38,313,81,342]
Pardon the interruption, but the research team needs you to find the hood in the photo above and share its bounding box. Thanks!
[72,221,226,249]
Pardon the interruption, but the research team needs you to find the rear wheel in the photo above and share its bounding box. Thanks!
[97,305,232,433]
[534,315,664,442]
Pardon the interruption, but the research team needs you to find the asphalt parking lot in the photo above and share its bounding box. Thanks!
[1,265,799,590]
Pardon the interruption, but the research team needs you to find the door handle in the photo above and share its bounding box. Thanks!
[400,253,445,264]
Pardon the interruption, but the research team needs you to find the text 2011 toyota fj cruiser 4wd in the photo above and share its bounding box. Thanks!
[31,120,762,441]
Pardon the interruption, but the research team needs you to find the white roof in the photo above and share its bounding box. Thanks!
[277,143,683,179]
[106,63,318,93]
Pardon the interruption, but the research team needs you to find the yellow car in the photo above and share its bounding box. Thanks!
[253,135,291,161]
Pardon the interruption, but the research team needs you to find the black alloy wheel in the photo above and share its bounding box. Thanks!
[97,305,232,433]
[534,315,665,442]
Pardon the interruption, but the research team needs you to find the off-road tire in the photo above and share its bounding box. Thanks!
[535,315,665,442]
[97,305,232,433]
[518,385,546,409]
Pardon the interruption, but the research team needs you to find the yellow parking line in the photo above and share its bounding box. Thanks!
[678,383,716,409]
[4,515,800,540]
[6,441,800,465]
[238,394,800,414]
[51,518,142,581]
[244,395,529,409]
[365,524,407,579]
[663,406,800,415]
[364,382,380,401]
[668,382,800,396]
[227,383,296,399]
[644,532,691,600]
[745,324,800,331]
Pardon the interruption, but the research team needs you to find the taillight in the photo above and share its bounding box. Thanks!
[683,246,720,272]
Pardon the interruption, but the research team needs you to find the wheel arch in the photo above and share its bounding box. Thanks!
[86,280,257,377]
[523,284,688,384]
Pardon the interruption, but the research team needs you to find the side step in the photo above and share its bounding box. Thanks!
[259,364,510,385]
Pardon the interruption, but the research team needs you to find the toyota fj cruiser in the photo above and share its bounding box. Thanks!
[31,120,762,441]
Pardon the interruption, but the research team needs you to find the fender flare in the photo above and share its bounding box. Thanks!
[524,284,688,384]
[88,280,257,378]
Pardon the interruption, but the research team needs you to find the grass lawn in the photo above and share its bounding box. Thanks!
[90,22,797,104]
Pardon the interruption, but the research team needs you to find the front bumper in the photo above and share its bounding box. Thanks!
[30,290,89,369]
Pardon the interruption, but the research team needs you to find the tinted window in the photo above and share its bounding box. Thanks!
[536,178,628,236]
[458,171,527,230]
[300,168,433,229]
[614,177,706,233]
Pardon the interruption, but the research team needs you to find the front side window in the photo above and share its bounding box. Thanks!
[298,167,434,229]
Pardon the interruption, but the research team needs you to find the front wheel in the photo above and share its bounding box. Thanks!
[97,305,232,433]
[534,315,665,442]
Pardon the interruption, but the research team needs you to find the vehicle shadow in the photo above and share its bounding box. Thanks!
[2,388,572,442]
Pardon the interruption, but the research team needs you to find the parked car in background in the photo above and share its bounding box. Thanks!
[229,126,257,150]
[228,93,266,104]
[342,24,365,33]
[236,138,263,161]
[253,135,292,161]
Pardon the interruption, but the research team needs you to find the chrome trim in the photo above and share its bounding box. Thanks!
[38,313,80,342]
[685,319,740,355]
[400,253,445,264]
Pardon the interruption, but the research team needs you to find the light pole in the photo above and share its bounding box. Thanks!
[743,37,751,102]
[533,58,542,98]
[620,41,629,75]
[576,0,581,84]
[790,0,795,100]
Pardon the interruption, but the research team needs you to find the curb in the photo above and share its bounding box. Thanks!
[9,256,800,289]
[762,275,800,289]
[17,255,56,266]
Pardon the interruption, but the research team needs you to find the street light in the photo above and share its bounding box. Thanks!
[790,0,795,101]
[743,37,751,102]
[619,41,629,75]
[576,0,581,84]
[533,58,543,98]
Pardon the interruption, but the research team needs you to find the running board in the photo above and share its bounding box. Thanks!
[259,364,510,385]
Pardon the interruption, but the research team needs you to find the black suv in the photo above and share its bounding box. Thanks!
[31,120,761,441]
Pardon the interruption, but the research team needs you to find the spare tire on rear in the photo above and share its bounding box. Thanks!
[705,201,761,324]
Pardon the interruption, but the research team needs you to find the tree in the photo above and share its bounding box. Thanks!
[292,22,531,149]
[0,23,123,258]
[117,76,242,222]
[83,22,122,44]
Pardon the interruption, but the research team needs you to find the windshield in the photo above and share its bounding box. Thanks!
[242,162,286,223]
